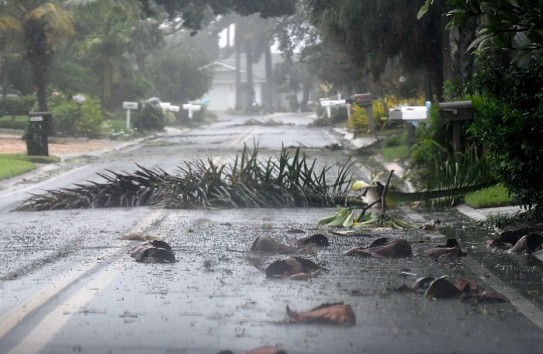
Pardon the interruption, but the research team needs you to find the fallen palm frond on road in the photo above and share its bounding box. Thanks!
[17,145,354,211]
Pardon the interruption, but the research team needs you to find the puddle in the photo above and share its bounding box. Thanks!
[439,219,543,310]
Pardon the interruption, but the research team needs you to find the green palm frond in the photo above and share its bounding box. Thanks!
[18,145,355,211]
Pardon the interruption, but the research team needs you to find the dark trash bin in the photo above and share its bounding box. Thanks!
[25,111,50,156]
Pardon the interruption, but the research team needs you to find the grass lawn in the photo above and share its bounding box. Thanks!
[108,118,127,131]
[0,157,35,180]
[464,184,513,208]
[381,144,409,161]
[0,154,60,181]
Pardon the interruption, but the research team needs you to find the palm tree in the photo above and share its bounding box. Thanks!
[75,0,150,109]
[233,15,277,112]
[0,8,22,97]
[0,0,74,134]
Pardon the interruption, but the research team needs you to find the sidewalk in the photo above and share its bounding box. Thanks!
[0,131,122,157]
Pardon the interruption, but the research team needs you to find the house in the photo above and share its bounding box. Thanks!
[202,52,287,112]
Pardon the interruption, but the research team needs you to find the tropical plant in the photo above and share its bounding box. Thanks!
[74,0,138,109]
[17,145,354,211]
[469,58,543,212]
[0,0,75,134]
[420,1,543,214]
[419,0,543,67]
[347,104,369,134]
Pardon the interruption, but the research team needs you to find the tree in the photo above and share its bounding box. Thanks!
[233,15,276,112]
[150,0,297,30]
[75,0,139,109]
[420,1,543,213]
[147,48,212,104]
[0,9,22,97]
[305,0,448,100]
[0,0,74,134]
[419,0,543,67]
[130,17,164,74]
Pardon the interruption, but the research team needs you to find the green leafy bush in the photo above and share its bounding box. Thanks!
[48,95,104,138]
[0,115,28,130]
[132,101,165,131]
[0,95,36,116]
[469,58,543,212]
[347,103,369,133]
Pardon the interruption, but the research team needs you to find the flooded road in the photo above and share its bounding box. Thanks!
[1,112,543,353]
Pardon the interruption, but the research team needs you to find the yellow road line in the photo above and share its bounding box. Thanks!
[211,126,257,166]
[230,126,257,147]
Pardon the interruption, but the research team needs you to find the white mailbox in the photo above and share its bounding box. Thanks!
[320,99,346,107]
[122,101,139,130]
[389,106,427,121]
[389,104,430,129]
[320,99,349,119]
[159,102,171,110]
[182,103,202,119]
[123,101,138,110]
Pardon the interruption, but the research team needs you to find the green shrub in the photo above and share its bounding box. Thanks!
[347,103,369,133]
[133,101,165,131]
[330,105,348,123]
[0,95,36,116]
[48,95,104,138]
[0,115,28,130]
[383,130,407,147]
[469,57,543,212]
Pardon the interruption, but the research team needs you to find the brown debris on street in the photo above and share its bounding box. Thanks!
[345,238,413,257]
[286,302,356,326]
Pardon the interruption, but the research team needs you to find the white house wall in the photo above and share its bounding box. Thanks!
[207,82,236,111]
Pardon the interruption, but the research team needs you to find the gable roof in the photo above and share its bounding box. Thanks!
[203,51,285,84]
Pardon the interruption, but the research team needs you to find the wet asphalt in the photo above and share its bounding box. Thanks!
[0,113,543,353]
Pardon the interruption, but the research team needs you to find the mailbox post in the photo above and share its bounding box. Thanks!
[352,93,375,133]
[122,101,138,130]
[26,112,50,156]
[438,100,474,151]
[182,103,202,119]
[319,99,346,120]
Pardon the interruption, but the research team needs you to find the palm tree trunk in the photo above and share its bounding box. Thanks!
[235,24,242,110]
[25,19,53,134]
[245,38,255,112]
[264,44,274,113]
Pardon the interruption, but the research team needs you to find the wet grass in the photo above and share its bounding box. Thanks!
[0,157,35,180]
[464,184,513,208]
[380,145,409,161]
[0,154,61,180]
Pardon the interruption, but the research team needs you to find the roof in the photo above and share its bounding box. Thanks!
[203,51,284,84]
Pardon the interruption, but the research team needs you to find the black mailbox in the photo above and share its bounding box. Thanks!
[438,101,473,121]
[25,111,50,156]
[352,93,373,107]
[438,101,474,151]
